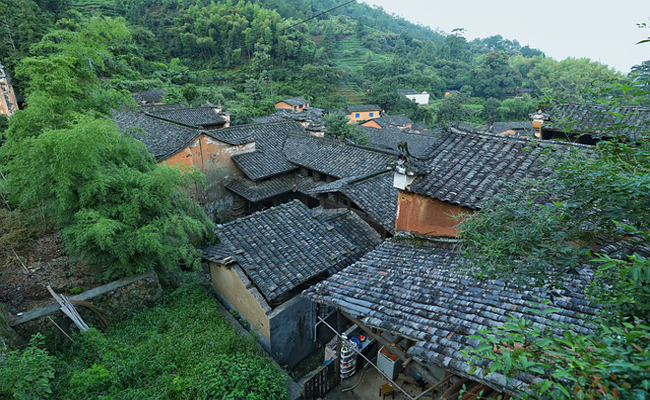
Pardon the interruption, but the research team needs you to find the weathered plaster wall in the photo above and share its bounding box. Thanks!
[361,119,382,129]
[269,296,317,368]
[209,263,271,341]
[10,271,163,346]
[162,134,254,220]
[395,191,473,237]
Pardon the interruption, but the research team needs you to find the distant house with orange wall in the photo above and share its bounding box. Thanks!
[345,105,382,123]
[275,97,309,113]
[361,115,413,129]
[392,127,583,237]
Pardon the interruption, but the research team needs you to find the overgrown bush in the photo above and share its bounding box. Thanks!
[0,334,55,400]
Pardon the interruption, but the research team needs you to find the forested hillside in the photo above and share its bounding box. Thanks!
[1,0,644,126]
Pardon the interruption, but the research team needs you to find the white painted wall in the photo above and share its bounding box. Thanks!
[404,92,430,105]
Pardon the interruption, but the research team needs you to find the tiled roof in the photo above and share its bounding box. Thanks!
[312,207,383,259]
[369,115,413,128]
[410,122,429,132]
[253,108,325,126]
[311,171,398,234]
[407,128,585,209]
[358,126,440,158]
[145,106,226,128]
[132,89,164,104]
[542,104,650,139]
[304,238,597,393]
[113,109,199,161]
[487,121,533,139]
[230,121,307,180]
[210,200,360,303]
[138,103,186,112]
[278,96,309,106]
[283,135,394,179]
[346,104,382,113]
[202,243,234,262]
[225,173,324,203]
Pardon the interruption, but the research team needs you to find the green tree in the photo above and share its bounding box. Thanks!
[436,92,471,126]
[323,113,367,144]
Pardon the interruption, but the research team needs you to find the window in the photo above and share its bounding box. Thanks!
[369,112,374,117]
[355,113,360,118]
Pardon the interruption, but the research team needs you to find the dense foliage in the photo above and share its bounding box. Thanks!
[458,94,650,398]
[1,282,288,400]
[1,15,212,280]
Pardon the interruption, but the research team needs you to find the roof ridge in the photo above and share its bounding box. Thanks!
[285,133,398,156]
[449,126,592,149]
[215,199,306,230]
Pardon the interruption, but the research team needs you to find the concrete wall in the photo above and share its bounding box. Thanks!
[348,110,381,123]
[269,295,318,368]
[395,191,473,237]
[209,263,271,341]
[10,271,163,347]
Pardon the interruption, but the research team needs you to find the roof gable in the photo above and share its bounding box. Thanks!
[212,201,359,303]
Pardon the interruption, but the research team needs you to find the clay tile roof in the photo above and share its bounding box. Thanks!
[397,88,420,95]
[346,104,382,113]
[283,135,394,179]
[225,173,324,203]
[407,128,589,209]
[132,89,164,104]
[145,106,226,128]
[304,238,597,394]
[543,103,650,139]
[210,200,366,303]
[358,126,440,158]
[369,115,413,128]
[112,109,199,161]
[230,121,307,180]
[310,171,398,234]
[279,96,309,106]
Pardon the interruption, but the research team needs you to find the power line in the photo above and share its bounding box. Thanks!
[279,0,356,33]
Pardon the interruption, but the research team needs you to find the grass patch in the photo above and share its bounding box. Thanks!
[38,280,288,399]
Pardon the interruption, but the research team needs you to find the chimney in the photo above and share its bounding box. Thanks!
[531,109,545,139]
[392,142,423,190]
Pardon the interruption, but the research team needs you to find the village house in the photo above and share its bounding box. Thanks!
[533,103,650,144]
[487,121,533,138]
[202,200,381,368]
[392,127,586,237]
[397,88,430,105]
[360,114,413,129]
[114,106,306,218]
[275,96,310,112]
[345,104,382,123]
[299,127,598,399]
[308,171,398,238]
[225,132,396,216]
[0,63,18,117]
[132,89,165,105]
[254,107,326,137]
[303,237,597,398]
[443,89,460,97]
[408,122,430,133]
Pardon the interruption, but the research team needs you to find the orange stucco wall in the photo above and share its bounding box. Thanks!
[395,191,473,237]
[348,110,381,123]
[361,119,382,128]
[275,101,308,112]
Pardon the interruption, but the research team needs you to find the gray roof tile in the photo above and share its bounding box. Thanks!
[145,106,226,128]
[210,201,362,303]
[304,238,597,393]
[113,110,199,161]
[543,104,650,139]
[359,126,440,158]
[407,128,587,209]
[225,173,324,203]
[283,135,394,178]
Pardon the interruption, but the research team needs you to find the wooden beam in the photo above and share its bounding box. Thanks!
[342,311,440,386]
